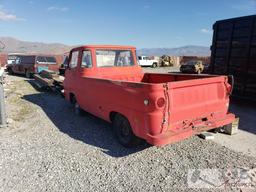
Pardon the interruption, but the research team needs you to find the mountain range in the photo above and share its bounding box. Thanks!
[0,37,210,56]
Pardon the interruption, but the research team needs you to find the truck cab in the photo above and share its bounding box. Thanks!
[138,56,158,68]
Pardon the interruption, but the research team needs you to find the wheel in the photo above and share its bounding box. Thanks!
[74,102,84,116]
[25,70,31,78]
[152,63,157,68]
[71,96,84,116]
[7,68,13,75]
[113,114,141,148]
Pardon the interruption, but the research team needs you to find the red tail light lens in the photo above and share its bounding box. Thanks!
[156,97,165,108]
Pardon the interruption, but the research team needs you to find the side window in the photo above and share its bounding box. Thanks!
[138,56,142,60]
[70,51,79,68]
[37,56,46,63]
[81,50,92,68]
[15,57,21,64]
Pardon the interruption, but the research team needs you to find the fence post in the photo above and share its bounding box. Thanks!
[0,68,6,128]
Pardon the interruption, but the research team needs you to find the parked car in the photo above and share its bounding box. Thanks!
[138,56,158,68]
[63,45,236,147]
[6,54,59,78]
[180,60,205,74]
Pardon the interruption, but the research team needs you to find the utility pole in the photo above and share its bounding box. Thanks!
[0,68,6,127]
[0,40,6,128]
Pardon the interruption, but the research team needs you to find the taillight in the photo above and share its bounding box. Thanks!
[156,97,165,108]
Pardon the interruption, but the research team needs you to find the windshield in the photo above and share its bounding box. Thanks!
[7,55,18,64]
[96,50,134,67]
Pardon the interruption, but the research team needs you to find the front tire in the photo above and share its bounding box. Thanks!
[7,68,14,75]
[113,114,141,148]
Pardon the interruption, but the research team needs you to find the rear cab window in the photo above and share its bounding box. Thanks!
[96,50,134,67]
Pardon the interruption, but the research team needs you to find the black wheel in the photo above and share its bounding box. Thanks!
[113,114,141,148]
[71,96,84,116]
[152,63,157,68]
[25,70,31,78]
[7,68,13,75]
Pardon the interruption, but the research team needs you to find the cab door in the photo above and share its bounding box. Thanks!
[75,50,93,112]
[64,49,81,99]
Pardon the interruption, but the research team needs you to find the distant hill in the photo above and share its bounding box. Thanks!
[0,37,210,56]
[137,46,211,56]
[0,37,72,55]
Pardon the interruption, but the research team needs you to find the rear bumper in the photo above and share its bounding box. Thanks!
[146,113,236,146]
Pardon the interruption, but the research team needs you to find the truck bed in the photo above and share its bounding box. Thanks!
[97,72,219,84]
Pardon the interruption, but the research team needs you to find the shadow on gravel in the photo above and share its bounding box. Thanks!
[230,98,256,135]
[23,89,149,158]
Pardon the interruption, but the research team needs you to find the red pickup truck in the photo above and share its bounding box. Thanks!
[63,45,236,147]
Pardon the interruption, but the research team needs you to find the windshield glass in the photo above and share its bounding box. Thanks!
[96,50,134,67]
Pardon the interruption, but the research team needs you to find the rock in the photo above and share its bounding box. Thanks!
[6,118,14,124]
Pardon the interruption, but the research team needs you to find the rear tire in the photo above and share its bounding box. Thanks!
[152,63,157,68]
[113,114,141,148]
[25,70,31,78]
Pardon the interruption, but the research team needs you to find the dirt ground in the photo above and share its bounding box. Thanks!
[0,70,256,191]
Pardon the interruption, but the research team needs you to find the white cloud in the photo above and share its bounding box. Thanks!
[0,10,25,21]
[200,28,212,34]
[143,5,150,9]
[47,6,69,12]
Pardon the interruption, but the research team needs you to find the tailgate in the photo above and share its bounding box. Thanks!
[167,76,230,122]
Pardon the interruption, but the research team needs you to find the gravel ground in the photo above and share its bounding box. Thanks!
[0,74,256,192]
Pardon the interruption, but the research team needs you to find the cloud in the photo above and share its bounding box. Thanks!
[0,10,25,21]
[200,28,212,34]
[232,0,256,12]
[47,6,69,12]
[143,5,150,9]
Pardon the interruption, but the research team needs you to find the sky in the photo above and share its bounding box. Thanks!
[0,0,255,48]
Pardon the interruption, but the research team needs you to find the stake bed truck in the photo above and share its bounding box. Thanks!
[63,45,236,147]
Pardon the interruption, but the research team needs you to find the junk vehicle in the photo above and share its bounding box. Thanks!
[6,54,59,78]
[63,45,237,147]
[180,60,205,74]
[138,56,158,68]
[210,15,256,98]
[159,55,175,67]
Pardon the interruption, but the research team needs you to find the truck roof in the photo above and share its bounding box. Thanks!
[71,45,136,51]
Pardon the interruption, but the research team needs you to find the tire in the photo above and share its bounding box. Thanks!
[7,68,13,75]
[152,63,157,68]
[25,70,31,78]
[71,96,84,116]
[113,114,141,148]
[197,68,203,74]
